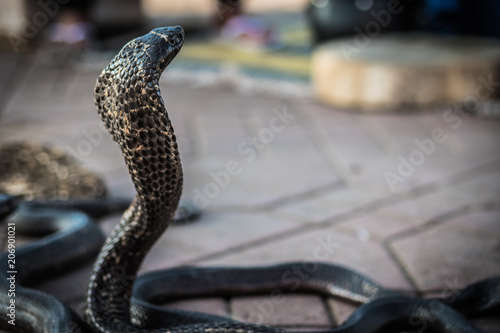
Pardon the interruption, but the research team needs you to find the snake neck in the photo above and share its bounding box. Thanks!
[87,29,184,332]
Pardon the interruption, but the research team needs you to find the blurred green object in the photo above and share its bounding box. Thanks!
[178,12,312,79]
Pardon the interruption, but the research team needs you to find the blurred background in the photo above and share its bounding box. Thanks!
[1,0,500,331]
[1,0,500,109]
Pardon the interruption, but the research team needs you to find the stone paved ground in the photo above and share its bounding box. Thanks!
[0,48,499,332]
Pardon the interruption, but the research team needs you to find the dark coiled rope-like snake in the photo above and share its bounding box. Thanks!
[1,26,499,333]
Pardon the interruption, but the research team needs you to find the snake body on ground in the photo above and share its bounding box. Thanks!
[1,26,499,333]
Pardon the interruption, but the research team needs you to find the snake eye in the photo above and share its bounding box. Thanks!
[168,37,177,46]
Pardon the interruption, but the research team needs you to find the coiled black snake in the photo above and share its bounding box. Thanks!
[1,26,499,333]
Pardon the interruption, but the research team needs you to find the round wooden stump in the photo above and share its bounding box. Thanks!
[312,34,500,112]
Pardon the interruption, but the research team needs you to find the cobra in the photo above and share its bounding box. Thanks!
[1,26,499,333]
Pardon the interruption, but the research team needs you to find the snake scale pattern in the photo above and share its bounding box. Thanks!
[1,26,499,333]
[0,142,107,201]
